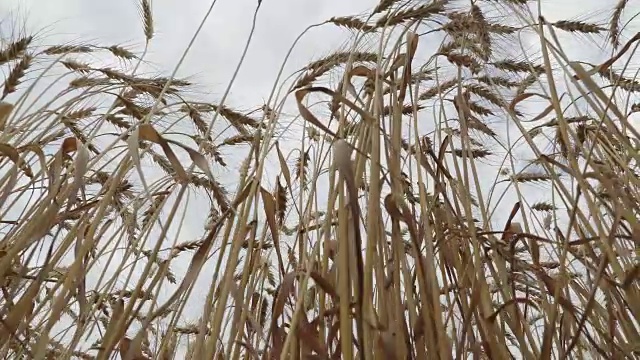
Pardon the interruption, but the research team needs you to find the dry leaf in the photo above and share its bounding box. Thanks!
[378,330,398,360]
[137,123,188,181]
[349,65,373,78]
[0,101,13,131]
[275,141,292,187]
[530,104,555,122]
[119,337,150,360]
[309,270,339,300]
[180,144,214,180]
[509,92,549,113]
[61,137,79,153]
[0,143,32,177]
[260,186,286,276]
[297,313,328,357]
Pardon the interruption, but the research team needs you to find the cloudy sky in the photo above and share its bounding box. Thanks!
[2,0,375,97]
[1,0,637,356]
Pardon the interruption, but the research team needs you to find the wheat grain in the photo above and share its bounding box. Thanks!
[329,16,374,32]
[553,20,605,34]
[0,36,32,65]
[2,54,32,99]
[43,45,93,55]
[375,0,447,28]
[105,45,137,59]
[140,0,154,40]
[610,0,629,48]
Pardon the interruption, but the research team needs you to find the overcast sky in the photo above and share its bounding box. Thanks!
[2,0,376,97]
[1,0,637,356]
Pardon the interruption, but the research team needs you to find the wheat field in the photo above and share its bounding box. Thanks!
[0,0,639,359]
